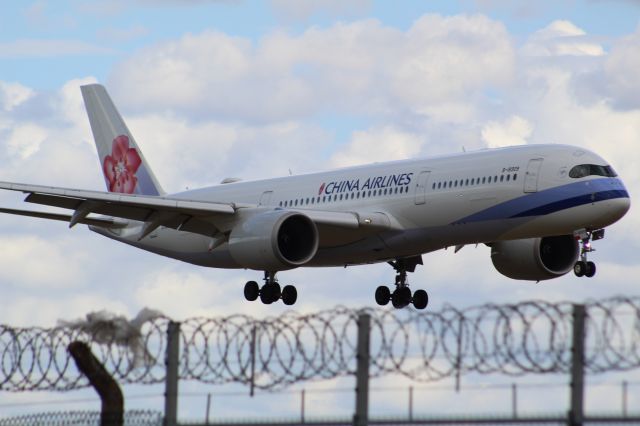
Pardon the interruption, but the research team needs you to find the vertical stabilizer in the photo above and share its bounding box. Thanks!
[81,84,164,196]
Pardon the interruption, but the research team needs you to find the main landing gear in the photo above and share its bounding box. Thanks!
[573,229,604,278]
[375,257,429,310]
[243,272,298,306]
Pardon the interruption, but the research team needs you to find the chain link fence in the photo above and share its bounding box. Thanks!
[0,410,162,426]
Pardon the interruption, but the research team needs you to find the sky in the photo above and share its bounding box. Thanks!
[0,0,639,421]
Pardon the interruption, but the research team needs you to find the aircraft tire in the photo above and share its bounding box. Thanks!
[412,290,428,310]
[375,286,391,306]
[282,285,297,305]
[574,261,586,277]
[392,287,412,309]
[244,281,259,301]
[585,261,596,278]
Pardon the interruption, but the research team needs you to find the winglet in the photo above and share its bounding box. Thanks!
[81,84,165,196]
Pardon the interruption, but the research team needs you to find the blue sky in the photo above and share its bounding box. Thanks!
[0,0,639,420]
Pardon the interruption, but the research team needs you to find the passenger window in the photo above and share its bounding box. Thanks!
[513,174,517,181]
[500,175,504,182]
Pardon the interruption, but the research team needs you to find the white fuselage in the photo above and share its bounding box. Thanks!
[93,144,630,270]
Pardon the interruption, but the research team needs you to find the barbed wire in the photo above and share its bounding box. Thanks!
[1,297,639,392]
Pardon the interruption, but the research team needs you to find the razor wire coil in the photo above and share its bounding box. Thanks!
[1,297,639,392]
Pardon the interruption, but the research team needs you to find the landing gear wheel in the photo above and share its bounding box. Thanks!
[585,261,596,278]
[375,286,391,306]
[282,285,298,306]
[260,282,281,304]
[574,261,587,277]
[412,289,429,310]
[392,287,412,309]
[244,281,259,301]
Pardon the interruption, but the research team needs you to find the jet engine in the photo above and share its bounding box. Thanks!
[490,235,579,281]
[228,210,319,271]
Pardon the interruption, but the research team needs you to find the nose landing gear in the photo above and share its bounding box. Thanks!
[375,257,429,310]
[573,229,604,278]
[244,272,298,305]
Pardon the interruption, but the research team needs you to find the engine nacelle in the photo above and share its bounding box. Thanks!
[491,235,579,281]
[228,210,319,271]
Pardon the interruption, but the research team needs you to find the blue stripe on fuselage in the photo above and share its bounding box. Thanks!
[452,178,629,224]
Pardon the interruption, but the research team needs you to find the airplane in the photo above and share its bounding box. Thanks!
[0,84,630,309]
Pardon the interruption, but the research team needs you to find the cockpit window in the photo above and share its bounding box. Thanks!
[569,164,617,178]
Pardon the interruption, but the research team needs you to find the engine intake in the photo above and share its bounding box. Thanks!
[491,235,579,281]
[228,210,319,271]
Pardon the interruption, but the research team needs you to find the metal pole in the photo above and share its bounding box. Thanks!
[353,312,371,426]
[512,383,517,419]
[205,394,211,425]
[250,325,257,397]
[301,389,305,424]
[568,305,586,426]
[409,386,414,421]
[164,321,181,426]
[623,381,628,417]
[455,316,463,392]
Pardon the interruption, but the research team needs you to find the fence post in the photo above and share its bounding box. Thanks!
[205,393,211,425]
[409,386,414,421]
[250,325,257,397]
[622,381,628,417]
[68,341,123,426]
[568,304,586,426]
[353,312,371,426]
[164,321,181,426]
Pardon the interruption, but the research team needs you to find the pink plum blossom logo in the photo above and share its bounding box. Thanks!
[318,183,326,196]
[103,135,142,194]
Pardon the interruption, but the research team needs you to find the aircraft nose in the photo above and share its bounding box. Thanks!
[612,194,631,219]
[606,179,631,222]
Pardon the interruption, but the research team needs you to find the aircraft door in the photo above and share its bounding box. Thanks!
[259,191,273,206]
[414,171,431,205]
[524,159,543,193]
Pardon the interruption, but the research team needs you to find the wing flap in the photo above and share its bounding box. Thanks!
[0,207,128,228]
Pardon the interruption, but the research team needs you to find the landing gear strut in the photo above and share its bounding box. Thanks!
[244,272,298,305]
[573,229,604,278]
[375,257,429,310]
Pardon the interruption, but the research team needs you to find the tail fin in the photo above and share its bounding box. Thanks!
[81,84,164,196]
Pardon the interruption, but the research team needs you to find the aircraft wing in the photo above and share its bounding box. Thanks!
[0,181,236,237]
[0,181,395,238]
[0,207,129,228]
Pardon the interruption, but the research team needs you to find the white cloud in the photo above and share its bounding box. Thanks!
[109,15,514,123]
[331,126,424,168]
[0,82,34,112]
[0,235,88,290]
[0,39,113,58]
[603,28,640,109]
[270,0,371,22]
[481,115,533,147]
[522,20,605,57]
[6,123,48,159]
